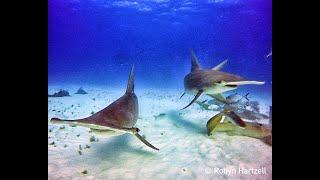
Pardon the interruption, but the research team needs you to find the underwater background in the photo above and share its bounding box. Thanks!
[49,0,271,93]
[48,0,272,179]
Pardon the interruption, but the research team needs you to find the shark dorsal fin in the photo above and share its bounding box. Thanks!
[190,50,201,71]
[212,59,228,71]
[126,65,135,94]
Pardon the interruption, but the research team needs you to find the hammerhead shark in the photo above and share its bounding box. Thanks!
[180,50,265,109]
[50,65,159,150]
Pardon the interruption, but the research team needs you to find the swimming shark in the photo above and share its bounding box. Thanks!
[50,65,159,151]
[180,50,265,109]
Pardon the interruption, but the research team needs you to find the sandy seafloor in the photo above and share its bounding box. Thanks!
[48,85,272,180]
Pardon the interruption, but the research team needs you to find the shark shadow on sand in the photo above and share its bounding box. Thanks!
[165,110,207,135]
[90,135,155,164]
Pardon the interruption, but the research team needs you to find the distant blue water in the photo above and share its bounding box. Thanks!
[48,0,272,94]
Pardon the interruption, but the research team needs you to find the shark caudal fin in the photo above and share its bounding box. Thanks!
[126,65,135,94]
[190,49,201,72]
[212,59,228,71]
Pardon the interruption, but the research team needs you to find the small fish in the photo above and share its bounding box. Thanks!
[154,113,166,119]
[225,93,250,104]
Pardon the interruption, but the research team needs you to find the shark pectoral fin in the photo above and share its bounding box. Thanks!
[208,93,228,104]
[223,110,246,127]
[181,89,204,110]
[226,81,265,86]
[206,112,224,136]
[212,59,228,71]
[134,133,159,151]
[179,92,186,99]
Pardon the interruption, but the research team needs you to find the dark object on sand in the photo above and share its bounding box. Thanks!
[89,136,96,142]
[75,87,88,94]
[81,170,88,174]
[48,90,70,97]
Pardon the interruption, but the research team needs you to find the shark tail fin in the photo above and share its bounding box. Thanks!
[190,49,201,71]
[126,65,135,94]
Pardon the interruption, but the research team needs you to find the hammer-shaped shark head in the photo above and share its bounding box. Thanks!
[181,50,265,109]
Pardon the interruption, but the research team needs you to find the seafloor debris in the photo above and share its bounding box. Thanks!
[85,145,91,149]
[48,90,70,97]
[91,111,95,115]
[64,144,68,148]
[49,141,55,145]
[79,145,82,150]
[81,170,88,174]
[59,125,65,130]
[75,87,88,94]
[78,150,82,155]
[90,136,96,142]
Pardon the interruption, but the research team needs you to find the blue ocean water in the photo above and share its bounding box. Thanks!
[48,0,271,94]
